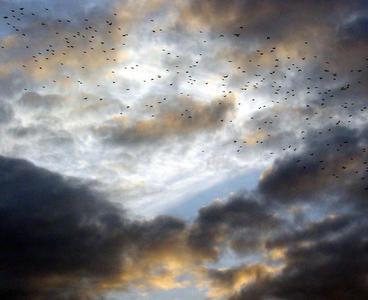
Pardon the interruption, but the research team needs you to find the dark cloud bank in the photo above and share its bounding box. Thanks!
[1,120,367,299]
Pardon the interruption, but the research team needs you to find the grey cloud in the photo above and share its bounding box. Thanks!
[18,91,65,109]
[0,155,282,299]
[0,102,13,124]
[0,155,290,299]
[231,216,368,300]
[0,155,191,299]
[188,193,283,259]
[95,97,235,146]
[258,125,367,203]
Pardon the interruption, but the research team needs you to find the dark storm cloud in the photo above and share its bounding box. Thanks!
[0,155,285,299]
[225,125,368,299]
[0,155,293,299]
[1,121,367,300]
[0,155,130,299]
[188,193,283,259]
[230,216,368,300]
[205,263,274,299]
[258,125,368,203]
[266,214,354,250]
[213,102,368,299]
[0,155,192,299]
[194,151,368,300]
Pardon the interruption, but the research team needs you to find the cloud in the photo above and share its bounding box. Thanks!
[0,155,279,299]
[258,125,368,203]
[0,155,287,299]
[0,0,368,299]
[95,96,235,145]
[0,102,13,124]
[0,155,133,298]
[1,116,368,299]
[230,215,368,300]
[0,155,198,299]
[188,193,282,260]
[177,0,357,43]
[18,91,66,109]
[0,0,152,83]
[205,264,275,299]
[224,125,368,299]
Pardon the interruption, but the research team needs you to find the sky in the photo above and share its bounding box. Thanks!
[0,0,367,299]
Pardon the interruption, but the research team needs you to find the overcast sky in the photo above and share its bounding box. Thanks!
[0,1,367,299]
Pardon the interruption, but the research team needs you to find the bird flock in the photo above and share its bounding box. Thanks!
[1,6,368,191]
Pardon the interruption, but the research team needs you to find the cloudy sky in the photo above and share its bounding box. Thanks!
[0,0,367,299]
